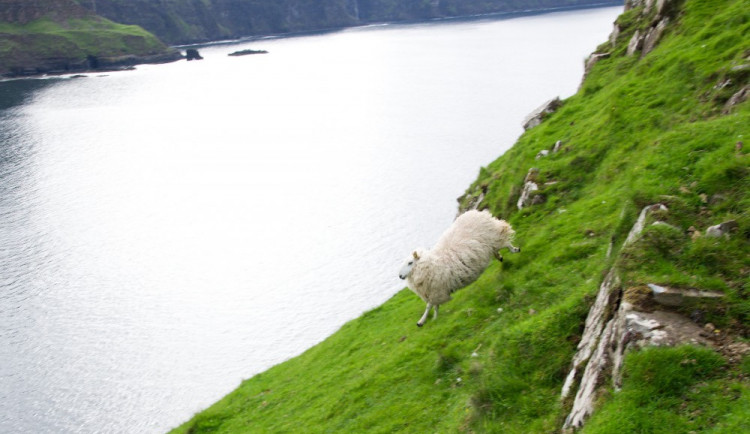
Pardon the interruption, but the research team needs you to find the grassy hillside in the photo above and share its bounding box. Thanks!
[173,0,748,432]
[0,0,178,76]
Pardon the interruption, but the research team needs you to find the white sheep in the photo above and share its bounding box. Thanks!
[398,209,520,327]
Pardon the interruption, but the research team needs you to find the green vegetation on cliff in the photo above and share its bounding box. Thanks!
[173,0,748,432]
[0,0,178,76]
[82,0,623,45]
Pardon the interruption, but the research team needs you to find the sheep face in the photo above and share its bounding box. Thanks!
[398,250,423,280]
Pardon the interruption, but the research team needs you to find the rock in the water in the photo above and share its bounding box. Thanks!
[228,49,268,56]
[185,48,203,61]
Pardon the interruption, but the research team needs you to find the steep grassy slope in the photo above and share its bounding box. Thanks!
[173,0,748,432]
[0,0,178,76]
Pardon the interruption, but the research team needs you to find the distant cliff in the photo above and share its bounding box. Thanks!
[79,0,624,45]
[0,0,180,77]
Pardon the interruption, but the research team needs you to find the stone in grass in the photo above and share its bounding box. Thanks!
[647,284,724,307]
[705,220,738,238]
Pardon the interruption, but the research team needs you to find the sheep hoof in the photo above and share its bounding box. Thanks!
[417,322,423,327]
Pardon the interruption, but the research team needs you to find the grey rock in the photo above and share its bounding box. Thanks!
[609,24,620,46]
[706,220,739,238]
[627,30,643,56]
[517,181,539,210]
[624,204,668,245]
[583,53,611,79]
[561,204,722,431]
[647,283,724,307]
[642,18,669,56]
[723,85,749,113]
[535,149,550,159]
[522,97,561,130]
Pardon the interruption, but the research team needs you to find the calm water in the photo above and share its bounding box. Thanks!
[0,6,621,433]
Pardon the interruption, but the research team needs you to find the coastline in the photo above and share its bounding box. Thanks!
[1,1,623,80]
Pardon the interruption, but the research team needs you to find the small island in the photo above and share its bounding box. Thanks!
[228,49,269,57]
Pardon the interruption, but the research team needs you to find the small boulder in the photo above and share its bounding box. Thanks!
[583,53,610,78]
[522,97,562,130]
[627,30,643,56]
[642,18,670,56]
[647,284,724,307]
[723,85,748,114]
[517,181,539,210]
[705,220,739,238]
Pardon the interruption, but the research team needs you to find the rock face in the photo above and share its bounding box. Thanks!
[560,204,726,431]
[642,18,669,56]
[626,29,643,56]
[517,168,540,210]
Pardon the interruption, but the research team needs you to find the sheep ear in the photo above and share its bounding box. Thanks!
[412,251,420,260]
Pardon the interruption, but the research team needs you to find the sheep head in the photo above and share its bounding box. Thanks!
[398,249,423,280]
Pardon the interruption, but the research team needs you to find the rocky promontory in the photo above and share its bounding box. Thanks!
[0,0,181,77]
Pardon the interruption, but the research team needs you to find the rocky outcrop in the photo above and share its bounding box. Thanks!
[0,0,181,77]
[705,219,739,238]
[517,168,540,209]
[583,52,610,79]
[723,85,749,113]
[522,97,562,130]
[560,204,736,431]
[626,29,643,56]
[641,18,669,56]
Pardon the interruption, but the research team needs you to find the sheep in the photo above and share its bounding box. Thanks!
[398,209,520,327]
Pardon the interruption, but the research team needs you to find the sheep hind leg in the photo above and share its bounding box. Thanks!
[417,303,433,327]
[433,305,439,320]
[494,251,503,262]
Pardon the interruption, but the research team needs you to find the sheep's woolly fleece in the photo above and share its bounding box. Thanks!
[400,210,518,325]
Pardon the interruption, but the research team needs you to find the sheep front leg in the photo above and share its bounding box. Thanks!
[494,251,504,262]
[433,305,439,320]
[417,303,432,327]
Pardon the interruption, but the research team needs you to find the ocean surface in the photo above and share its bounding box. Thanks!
[0,6,621,433]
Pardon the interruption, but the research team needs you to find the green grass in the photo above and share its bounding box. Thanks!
[0,16,170,73]
[173,0,749,432]
[583,346,749,433]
